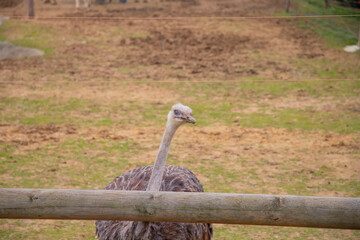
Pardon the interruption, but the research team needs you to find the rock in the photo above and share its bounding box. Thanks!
[0,16,9,26]
[344,45,360,53]
[0,41,44,60]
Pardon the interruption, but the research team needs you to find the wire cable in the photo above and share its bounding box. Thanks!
[2,14,359,21]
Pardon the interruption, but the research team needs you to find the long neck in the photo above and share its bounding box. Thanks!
[146,121,179,192]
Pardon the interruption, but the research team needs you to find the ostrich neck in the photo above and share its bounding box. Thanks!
[146,121,179,192]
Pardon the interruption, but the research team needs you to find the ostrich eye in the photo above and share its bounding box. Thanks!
[174,110,180,115]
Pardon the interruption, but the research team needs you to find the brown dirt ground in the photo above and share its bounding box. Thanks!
[0,0,359,194]
[2,0,358,82]
[0,1,360,238]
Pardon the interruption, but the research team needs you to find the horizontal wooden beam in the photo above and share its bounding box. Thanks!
[0,188,359,229]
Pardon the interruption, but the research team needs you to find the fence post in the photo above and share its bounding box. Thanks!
[27,0,34,18]
[285,0,291,13]
[324,0,330,9]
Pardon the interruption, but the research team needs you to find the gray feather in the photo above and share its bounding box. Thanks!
[95,165,213,240]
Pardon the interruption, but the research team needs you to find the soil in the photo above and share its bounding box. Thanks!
[0,0,359,195]
[0,1,359,239]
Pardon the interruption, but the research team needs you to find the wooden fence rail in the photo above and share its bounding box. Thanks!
[0,188,359,229]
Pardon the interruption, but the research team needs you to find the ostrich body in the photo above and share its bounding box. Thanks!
[95,103,213,240]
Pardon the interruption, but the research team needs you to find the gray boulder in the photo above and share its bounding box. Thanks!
[0,41,44,60]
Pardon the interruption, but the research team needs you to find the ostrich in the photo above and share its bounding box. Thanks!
[95,103,213,240]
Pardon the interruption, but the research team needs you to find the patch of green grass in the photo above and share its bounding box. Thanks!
[289,0,360,48]
[95,119,114,126]
[189,103,238,126]
[293,56,360,81]
[0,137,140,189]
[0,97,125,127]
[20,115,64,125]
[215,224,360,240]
[279,181,309,195]
[239,108,360,133]
[0,20,56,55]
[0,220,95,240]
[0,97,91,126]
[131,32,150,39]
[289,158,300,162]
[183,98,360,133]
[184,156,264,193]
[320,180,360,197]
[1,219,359,240]
[176,79,359,104]
[138,104,170,125]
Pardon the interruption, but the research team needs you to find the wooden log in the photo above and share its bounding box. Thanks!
[0,188,359,229]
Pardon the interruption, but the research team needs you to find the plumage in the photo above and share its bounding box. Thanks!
[95,166,213,240]
[95,103,213,240]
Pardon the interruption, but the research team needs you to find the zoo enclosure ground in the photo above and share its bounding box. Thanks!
[0,0,359,239]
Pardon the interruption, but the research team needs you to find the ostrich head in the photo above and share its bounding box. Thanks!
[168,103,196,126]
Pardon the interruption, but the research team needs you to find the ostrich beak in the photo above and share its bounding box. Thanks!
[184,115,196,124]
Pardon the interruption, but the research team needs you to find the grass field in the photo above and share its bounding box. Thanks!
[0,0,359,239]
